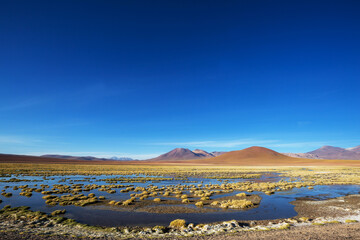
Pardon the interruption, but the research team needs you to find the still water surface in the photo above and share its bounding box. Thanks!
[1,174,359,227]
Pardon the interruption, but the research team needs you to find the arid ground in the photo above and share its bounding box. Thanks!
[1,150,360,239]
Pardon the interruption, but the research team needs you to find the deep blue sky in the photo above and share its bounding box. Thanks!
[1,0,360,159]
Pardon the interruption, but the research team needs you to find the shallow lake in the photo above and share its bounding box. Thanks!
[1,174,359,227]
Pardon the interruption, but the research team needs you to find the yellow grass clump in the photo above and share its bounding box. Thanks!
[169,219,186,229]
[219,199,253,209]
[299,217,309,222]
[236,192,246,197]
[182,198,190,203]
[122,199,133,206]
[195,201,204,207]
[51,209,66,216]
[345,219,358,223]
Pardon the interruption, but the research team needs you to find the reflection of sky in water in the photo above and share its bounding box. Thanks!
[1,174,359,227]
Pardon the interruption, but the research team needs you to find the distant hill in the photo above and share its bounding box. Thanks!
[282,152,323,159]
[110,156,134,161]
[206,146,290,163]
[0,153,106,163]
[192,149,214,158]
[159,146,310,165]
[153,146,360,166]
[149,146,294,165]
[41,155,134,161]
[41,154,107,161]
[346,145,360,153]
[2,148,360,166]
[211,151,227,157]
[148,148,214,161]
[40,154,111,161]
[307,146,360,160]
[0,153,136,164]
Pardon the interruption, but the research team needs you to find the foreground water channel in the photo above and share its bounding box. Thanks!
[1,173,360,227]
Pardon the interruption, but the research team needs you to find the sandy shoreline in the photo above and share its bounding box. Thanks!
[1,222,360,240]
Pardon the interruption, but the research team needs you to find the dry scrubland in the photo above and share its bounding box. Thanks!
[1,163,360,239]
[2,163,360,183]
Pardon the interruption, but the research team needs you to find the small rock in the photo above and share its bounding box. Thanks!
[202,225,211,231]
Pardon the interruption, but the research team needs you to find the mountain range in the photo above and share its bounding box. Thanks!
[2,145,360,164]
[145,146,360,166]
[283,145,360,160]
[146,146,334,166]
[178,146,294,165]
[2,145,360,166]
[148,145,360,161]
[41,155,134,161]
[307,145,360,160]
[147,148,225,161]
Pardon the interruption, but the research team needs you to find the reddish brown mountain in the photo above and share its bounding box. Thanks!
[148,148,213,161]
[2,149,360,166]
[174,146,307,165]
[147,146,295,164]
[205,146,289,163]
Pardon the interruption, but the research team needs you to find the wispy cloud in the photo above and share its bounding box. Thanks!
[151,139,335,151]
[0,135,42,145]
[267,141,327,148]
[152,139,278,148]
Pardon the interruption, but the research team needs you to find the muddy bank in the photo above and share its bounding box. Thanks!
[1,219,360,240]
[292,194,360,219]
[185,223,360,240]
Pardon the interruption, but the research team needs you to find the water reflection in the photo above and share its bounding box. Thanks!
[1,174,359,227]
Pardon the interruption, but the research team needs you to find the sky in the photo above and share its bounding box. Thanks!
[1,0,360,159]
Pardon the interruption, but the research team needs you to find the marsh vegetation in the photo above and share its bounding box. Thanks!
[1,164,360,228]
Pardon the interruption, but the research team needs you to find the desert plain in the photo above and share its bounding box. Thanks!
[0,147,360,239]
